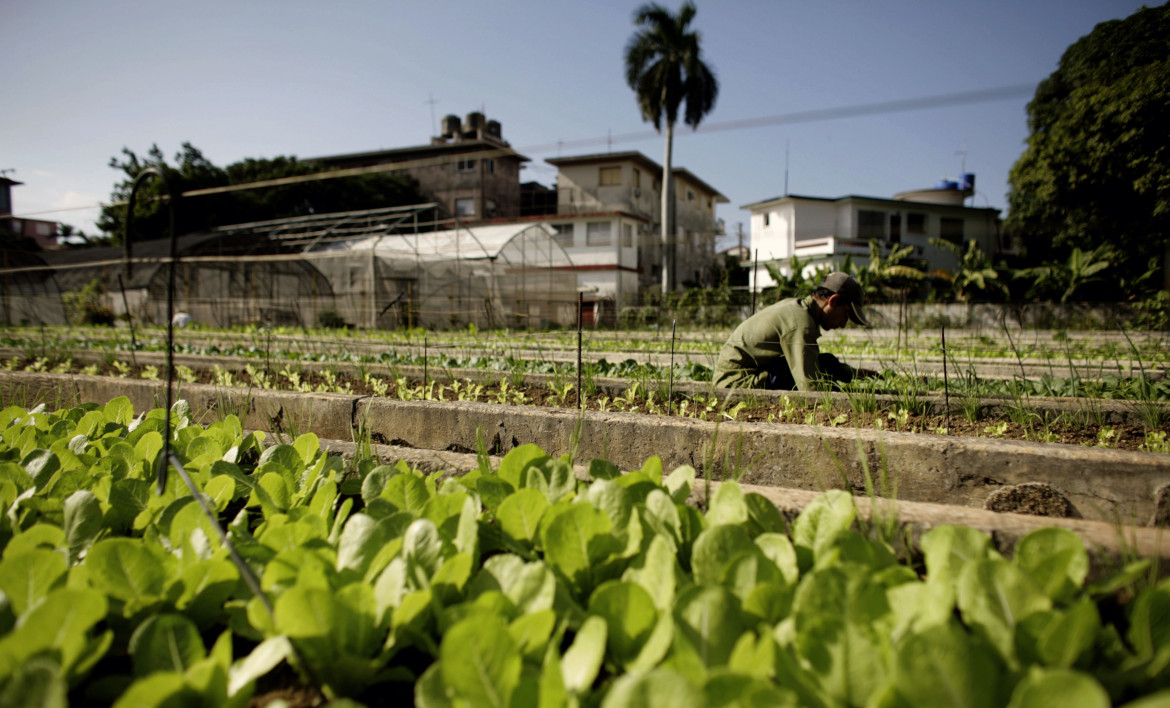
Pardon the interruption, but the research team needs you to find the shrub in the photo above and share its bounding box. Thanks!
[317,307,349,329]
[61,278,114,326]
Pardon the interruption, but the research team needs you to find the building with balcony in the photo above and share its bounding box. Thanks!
[545,151,727,305]
[741,175,1002,291]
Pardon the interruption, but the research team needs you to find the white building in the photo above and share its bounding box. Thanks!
[741,176,1003,290]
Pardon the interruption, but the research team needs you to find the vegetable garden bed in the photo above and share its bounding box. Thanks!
[4,370,1169,526]
[2,396,1169,706]
[3,346,1168,453]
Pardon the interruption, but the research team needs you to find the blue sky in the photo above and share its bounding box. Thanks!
[1,0,1156,249]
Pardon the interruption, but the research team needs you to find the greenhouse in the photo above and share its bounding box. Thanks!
[301,216,579,330]
[2,204,579,330]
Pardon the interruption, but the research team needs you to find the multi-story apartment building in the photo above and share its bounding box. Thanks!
[308,112,528,221]
[545,151,727,307]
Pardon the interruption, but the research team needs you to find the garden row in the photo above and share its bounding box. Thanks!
[4,346,1169,452]
[5,324,1170,373]
[4,370,1168,528]
[2,394,1169,706]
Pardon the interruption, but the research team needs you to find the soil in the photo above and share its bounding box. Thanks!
[33,358,1169,453]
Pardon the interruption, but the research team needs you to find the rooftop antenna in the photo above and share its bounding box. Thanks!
[607,129,612,153]
[425,94,438,135]
[783,140,790,196]
[956,140,969,204]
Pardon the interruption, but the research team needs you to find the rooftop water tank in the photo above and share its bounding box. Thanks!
[464,112,485,135]
[441,114,461,139]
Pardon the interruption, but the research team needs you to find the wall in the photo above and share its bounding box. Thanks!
[864,301,1146,330]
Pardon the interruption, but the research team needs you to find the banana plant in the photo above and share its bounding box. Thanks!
[849,240,927,302]
[929,238,1010,302]
[1016,244,1117,303]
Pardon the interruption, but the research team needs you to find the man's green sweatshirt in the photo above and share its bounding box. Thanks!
[712,296,822,390]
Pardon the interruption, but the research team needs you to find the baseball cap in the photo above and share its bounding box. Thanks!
[820,272,870,327]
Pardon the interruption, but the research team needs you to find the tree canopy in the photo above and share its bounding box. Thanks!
[1005,3,1169,290]
[98,143,425,244]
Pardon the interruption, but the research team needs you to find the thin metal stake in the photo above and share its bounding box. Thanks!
[423,335,428,390]
[668,319,677,415]
[942,323,950,429]
[577,293,583,410]
[123,165,176,494]
[163,455,327,696]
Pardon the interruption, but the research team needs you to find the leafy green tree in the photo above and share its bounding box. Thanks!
[625,1,719,294]
[99,143,424,244]
[929,238,1009,302]
[1005,4,1169,290]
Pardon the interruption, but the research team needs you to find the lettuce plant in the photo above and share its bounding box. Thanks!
[0,398,1168,706]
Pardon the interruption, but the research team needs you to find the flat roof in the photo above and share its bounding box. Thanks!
[308,139,529,165]
[547,151,727,201]
[740,193,999,213]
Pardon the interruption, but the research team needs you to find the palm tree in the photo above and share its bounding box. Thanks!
[625,1,719,294]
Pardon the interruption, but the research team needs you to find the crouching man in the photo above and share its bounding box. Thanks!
[713,272,872,391]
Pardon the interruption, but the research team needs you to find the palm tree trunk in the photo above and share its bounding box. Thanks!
[660,121,675,295]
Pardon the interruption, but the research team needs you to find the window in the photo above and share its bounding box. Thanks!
[552,223,574,248]
[457,158,476,172]
[599,166,622,186]
[907,213,927,234]
[634,170,641,189]
[623,224,633,248]
[454,198,475,216]
[686,189,695,201]
[858,210,886,240]
[486,158,495,174]
[586,221,612,247]
[889,214,902,244]
[763,212,770,227]
[940,217,964,244]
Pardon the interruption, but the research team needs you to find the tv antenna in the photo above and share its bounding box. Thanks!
[425,94,439,135]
